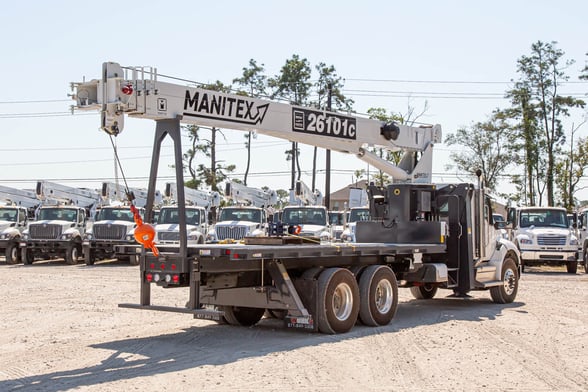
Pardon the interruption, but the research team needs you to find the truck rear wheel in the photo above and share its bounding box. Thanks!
[317,268,359,334]
[5,242,21,265]
[490,257,518,304]
[358,265,398,326]
[221,306,265,327]
[66,244,81,265]
[410,284,438,299]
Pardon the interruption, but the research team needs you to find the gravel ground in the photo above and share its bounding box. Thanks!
[0,259,586,392]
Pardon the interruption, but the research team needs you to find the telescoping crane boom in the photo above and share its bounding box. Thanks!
[101,182,163,208]
[164,183,220,210]
[224,181,277,208]
[72,62,441,184]
[0,185,40,209]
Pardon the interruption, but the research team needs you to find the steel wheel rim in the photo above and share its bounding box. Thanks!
[503,268,516,295]
[10,246,18,262]
[374,279,393,314]
[332,282,354,321]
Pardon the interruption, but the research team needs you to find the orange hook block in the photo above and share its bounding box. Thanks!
[134,222,159,257]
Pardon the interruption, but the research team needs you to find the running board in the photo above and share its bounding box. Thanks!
[119,303,224,321]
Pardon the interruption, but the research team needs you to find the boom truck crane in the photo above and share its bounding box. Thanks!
[156,183,220,245]
[206,181,277,243]
[71,62,520,334]
[20,181,100,265]
[0,185,40,264]
[83,182,163,266]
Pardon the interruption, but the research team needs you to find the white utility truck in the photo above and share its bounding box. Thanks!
[21,181,100,265]
[155,183,220,245]
[83,182,162,265]
[507,206,578,273]
[71,62,521,334]
[0,185,40,264]
[206,181,276,243]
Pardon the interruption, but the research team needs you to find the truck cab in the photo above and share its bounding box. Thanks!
[21,205,88,265]
[206,206,267,243]
[83,205,145,265]
[507,206,578,273]
[281,205,331,241]
[0,205,29,264]
[340,207,370,243]
[155,205,209,245]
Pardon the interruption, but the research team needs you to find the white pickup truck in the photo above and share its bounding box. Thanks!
[507,206,578,273]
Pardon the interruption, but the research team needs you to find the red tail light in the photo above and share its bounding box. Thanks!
[172,275,179,283]
[146,273,153,282]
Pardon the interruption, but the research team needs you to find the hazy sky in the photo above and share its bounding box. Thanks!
[1,0,586,203]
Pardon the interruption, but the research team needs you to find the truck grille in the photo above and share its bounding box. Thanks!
[216,226,247,240]
[30,224,62,239]
[93,224,127,240]
[537,235,567,246]
[158,232,180,242]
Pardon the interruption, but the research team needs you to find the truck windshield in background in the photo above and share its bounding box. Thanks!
[37,208,78,222]
[96,208,135,222]
[283,208,327,226]
[218,208,261,224]
[158,208,201,225]
[0,208,18,222]
[519,209,568,228]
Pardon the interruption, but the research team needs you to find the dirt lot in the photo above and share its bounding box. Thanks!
[0,259,586,392]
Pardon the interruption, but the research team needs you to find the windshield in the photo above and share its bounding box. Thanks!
[158,208,201,225]
[328,211,344,225]
[0,208,18,222]
[349,208,370,223]
[283,208,326,226]
[493,214,505,222]
[38,208,78,222]
[97,208,136,222]
[218,208,261,223]
[519,209,568,228]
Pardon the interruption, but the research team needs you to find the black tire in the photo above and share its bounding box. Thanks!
[65,244,81,265]
[410,284,438,300]
[221,306,265,327]
[22,249,34,265]
[5,242,21,265]
[84,251,95,266]
[584,252,588,274]
[358,265,398,327]
[128,254,140,266]
[490,257,519,304]
[316,268,359,334]
[566,259,577,274]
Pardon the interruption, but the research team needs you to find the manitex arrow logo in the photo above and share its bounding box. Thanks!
[183,90,269,125]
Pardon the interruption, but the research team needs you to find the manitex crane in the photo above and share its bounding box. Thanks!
[70,62,519,335]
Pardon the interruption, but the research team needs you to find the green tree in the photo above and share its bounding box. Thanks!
[507,41,585,206]
[444,111,515,193]
[194,81,236,193]
[232,59,267,186]
[268,54,312,190]
[554,122,588,211]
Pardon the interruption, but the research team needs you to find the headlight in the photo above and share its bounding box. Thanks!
[570,237,578,246]
[206,231,217,242]
[0,233,10,240]
[187,232,200,241]
[520,238,533,245]
[84,233,94,241]
[60,233,74,240]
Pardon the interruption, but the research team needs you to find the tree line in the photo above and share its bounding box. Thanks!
[182,41,588,211]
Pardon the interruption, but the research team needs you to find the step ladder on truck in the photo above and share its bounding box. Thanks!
[70,62,521,334]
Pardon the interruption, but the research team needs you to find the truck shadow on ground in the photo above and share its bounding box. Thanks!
[0,297,524,391]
